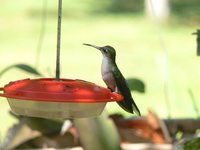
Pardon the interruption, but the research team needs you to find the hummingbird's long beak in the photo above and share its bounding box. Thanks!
[83,43,102,50]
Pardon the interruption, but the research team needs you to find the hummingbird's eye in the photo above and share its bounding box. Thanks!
[102,49,107,53]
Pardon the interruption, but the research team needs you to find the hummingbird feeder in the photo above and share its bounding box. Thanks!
[0,0,123,118]
[0,78,122,118]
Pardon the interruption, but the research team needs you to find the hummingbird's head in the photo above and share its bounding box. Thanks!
[83,44,116,61]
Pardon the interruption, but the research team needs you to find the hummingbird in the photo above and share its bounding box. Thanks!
[83,43,141,116]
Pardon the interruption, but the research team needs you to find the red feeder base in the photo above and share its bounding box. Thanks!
[0,78,123,118]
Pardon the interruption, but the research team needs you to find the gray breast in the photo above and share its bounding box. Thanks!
[101,57,116,90]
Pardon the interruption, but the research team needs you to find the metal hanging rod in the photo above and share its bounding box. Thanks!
[56,0,62,80]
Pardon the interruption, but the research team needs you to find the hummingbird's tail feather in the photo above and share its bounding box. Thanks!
[117,97,141,116]
[117,101,133,114]
[131,99,141,116]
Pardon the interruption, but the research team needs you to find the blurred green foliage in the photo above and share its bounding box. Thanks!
[0,64,42,77]
[184,137,200,150]
[170,0,200,24]
[104,0,144,13]
[127,78,145,93]
[26,0,200,24]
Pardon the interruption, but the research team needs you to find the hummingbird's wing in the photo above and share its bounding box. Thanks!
[112,67,141,116]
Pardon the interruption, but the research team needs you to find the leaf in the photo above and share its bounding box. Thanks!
[2,116,63,149]
[184,137,200,150]
[0,64,42,77]
[74,112,122,150]
[126,78,145,93]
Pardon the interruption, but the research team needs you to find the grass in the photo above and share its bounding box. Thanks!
[0,0,200,141]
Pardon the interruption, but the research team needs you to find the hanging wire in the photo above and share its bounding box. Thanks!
[56,0,62,80]
[35,0,48,68]
[148,0,171,118]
